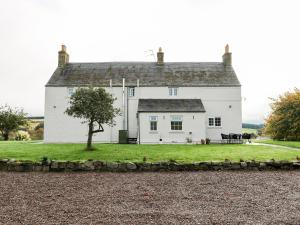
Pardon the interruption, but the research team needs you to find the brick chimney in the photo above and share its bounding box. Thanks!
[58,44,69,67]
[157,47,164,65]
[222,44,232,66]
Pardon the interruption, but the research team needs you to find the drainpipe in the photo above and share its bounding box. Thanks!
[122,78,126,130]
[138,112,141,144]
[110,79,113,142]
[127,86,129,133]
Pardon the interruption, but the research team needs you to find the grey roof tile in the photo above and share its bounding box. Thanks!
[138,99,206,112]
[46,62,240,87]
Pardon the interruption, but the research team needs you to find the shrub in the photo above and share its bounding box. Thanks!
[201,139,206,144]
[186,137,192,143]
[29,128,44,140]
[205,138,210,144]
[15,130,31,141]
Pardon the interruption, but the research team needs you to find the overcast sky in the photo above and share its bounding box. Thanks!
[1,0,299,123]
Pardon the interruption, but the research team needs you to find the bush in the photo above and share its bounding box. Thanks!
[29,128,44,140]
[201,139,206,144]
[15,130,31,141]
[205,138,210,144]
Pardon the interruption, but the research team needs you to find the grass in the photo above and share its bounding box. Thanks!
[0,141,299,162]
[254,140,300,148]
[242,128,258,134]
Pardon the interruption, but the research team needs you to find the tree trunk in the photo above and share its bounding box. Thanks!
[3,132,9,141]
[86,122,93,150]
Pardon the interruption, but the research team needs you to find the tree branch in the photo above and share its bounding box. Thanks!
[92,123,104,133]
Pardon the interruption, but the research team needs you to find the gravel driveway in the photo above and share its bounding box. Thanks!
[0,171,299,225]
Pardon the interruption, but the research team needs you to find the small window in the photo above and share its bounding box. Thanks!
[208,118,214,127]
[208,117,222,127]
[171,115,183,130]
[168,87,178,96]
[68,87,74,96]
[215,117,221,127]
[128,87,135,97]
[149,116,158,131]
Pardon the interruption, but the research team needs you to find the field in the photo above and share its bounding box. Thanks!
[254,140,300,148]
[0,141,299,162]
[242,128,258,134]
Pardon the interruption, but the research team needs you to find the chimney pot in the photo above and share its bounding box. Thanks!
[222,44,232,66]
[157,47,164,65]
[58,44,69,67]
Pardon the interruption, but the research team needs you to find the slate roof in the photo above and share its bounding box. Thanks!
[46,62,240,87]
[138,99,206,113]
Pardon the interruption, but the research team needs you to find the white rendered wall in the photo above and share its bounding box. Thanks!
[139,112,206,144]
[44,87,124,143]
[45,85,241,143]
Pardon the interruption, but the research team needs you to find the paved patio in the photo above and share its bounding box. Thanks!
[0,171,299,225]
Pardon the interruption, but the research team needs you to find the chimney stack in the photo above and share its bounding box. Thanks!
[157,47,164,65]
[58,44,69,67]
[222,44,232,66]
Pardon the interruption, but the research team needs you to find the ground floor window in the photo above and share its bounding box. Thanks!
[171,115,183,130]
[208,117,222,127]
[149,116,158,131]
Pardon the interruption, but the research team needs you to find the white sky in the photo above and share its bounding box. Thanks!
[0,0,299,124]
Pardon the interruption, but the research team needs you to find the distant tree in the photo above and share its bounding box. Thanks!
[65,87,121,150]
[264,88,300,140]
[0,105,27,141]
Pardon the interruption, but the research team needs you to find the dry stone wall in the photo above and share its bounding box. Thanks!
[0,159,300,172]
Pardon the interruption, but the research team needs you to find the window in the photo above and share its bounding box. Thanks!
[168,87,178,96]
[208,117,222,127]
[208,118,214,127]
[149,116,158,131]
[171,115,183,130]
[215,117,221,127]
[68,87,74,96]
[128,87,135,97]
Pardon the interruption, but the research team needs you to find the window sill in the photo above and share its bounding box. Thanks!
[169,131,184,134]
[208,126,222,129]
[149,131,158,134]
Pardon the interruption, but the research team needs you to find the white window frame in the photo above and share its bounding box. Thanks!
[68,87,74,96]
[128,87,135,97]
[149,116,158,131]
[170,115,183,130]
[208,117,222,127]
[215,117,222,127]
[168,87,178,96]
[208,117,214,127]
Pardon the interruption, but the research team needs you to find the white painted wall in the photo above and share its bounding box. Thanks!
[44,85,242,143]
[139,112,206,144]
[44,87,124,143]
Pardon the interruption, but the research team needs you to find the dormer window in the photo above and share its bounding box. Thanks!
[128,87,135,97]
[168,87,178,96]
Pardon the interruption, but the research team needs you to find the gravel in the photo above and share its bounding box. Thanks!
[0,171,299,225]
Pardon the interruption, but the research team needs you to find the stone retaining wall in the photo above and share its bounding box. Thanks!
[0,159,300,172]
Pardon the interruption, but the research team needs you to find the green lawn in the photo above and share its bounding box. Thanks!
[0,141,299,162]
[254,140,300,148]
[242,128,258,135]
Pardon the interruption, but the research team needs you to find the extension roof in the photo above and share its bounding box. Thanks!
[46,62,240,87]
[138,99,206,113]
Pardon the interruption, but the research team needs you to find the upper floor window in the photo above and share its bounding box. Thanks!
[128,87,135,97]
[171,115,183,130]
[168,87,178,96]
[149,116,158,131]
[208,117,222,127]
[68,87,74,96]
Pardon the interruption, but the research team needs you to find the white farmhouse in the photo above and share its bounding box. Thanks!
[44,45,241,144]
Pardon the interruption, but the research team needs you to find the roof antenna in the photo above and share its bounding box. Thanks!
[144,49,156,61]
